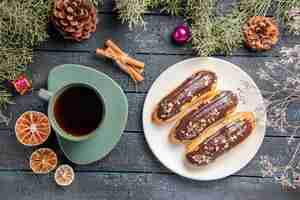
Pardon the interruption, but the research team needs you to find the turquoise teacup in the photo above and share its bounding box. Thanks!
[39,83,106,142]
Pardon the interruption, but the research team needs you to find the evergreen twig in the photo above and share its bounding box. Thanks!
[0,87,14,109]
[0,48,32,82]
[115,0,300,56]
[91,0,104,9]
[0,0,50,48]
[186,0,275,56]
[0,0,50,109]
[276,0,300,21]
[115,0,181,29]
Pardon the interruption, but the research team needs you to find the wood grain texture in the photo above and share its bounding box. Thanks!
[2,0,300,197]
[29,52,292,94]
[0,171,299,200]
[29,51,129,90]
[37,13,300,56]
[28,51,293,136]
[1,89,291,137]
[0,127,297,178]
[8,52,292,133]
[128,54,284,93]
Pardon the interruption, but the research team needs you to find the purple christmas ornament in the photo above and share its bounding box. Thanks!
[171,23,191,45]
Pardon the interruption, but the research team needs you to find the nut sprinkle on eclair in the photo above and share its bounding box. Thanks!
[170,90,238,143]
[186,112,256,166]
[152,71,217,124]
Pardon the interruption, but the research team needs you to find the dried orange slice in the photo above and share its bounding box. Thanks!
[30,148,58,174]
[55,164,75,186]
[15,111,51,146]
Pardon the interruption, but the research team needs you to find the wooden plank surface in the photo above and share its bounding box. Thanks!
[0,171,299,200]
[1,51,295,137]
[37,14,300,56]
[29,51,290,94]
[1,86,291,137]
[1,0,300,198]
[0,126,297,178]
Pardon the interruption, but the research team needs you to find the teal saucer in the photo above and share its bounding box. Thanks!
[48,64,128,164]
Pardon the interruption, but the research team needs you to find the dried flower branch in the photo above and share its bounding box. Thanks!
[276,0,300,21]
[287,8,300,35]
[259,45,300,189]
[0,110,11,126]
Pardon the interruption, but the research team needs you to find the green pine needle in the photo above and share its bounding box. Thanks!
[186,0,278,56]
[159,0,182,16]
[115,0,148,29]
[0,0,50,48]
[0,48,32,82]
[276,0,300,20]
[0,0,51,109]
[91,0,103,9]
[115,0,300,56]
[0,87,14,110]
[115,0,182,29]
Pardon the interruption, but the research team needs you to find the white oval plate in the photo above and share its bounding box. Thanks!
[143,57,266,180]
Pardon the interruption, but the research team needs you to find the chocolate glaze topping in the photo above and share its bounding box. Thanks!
[175,91,238,141]
[186,118,253,166]
[157,71,217,121]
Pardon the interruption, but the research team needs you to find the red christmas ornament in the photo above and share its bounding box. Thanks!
[171,23,191,45]
[11,74,32,95]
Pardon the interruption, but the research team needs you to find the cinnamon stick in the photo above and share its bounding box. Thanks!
[124,55,145,69]
[105,40,145,69]
[104,47,144,73]
[133,66,144,74]
[96,48,144,82]
[105,40,125,56]
[96,48,114,60]
[116,60,144,82]
[96,39,145,82]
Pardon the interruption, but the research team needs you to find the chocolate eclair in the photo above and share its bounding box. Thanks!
[186,112,256,166]
[169,90,238,144]
[152,71,217,124]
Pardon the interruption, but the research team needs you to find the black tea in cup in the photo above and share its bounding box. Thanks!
[54,85,104,136]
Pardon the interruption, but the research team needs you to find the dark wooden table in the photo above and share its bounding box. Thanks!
[1,1,300,199]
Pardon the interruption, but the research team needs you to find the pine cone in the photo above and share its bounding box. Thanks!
[51,0,97,41]
[243,16,279,51]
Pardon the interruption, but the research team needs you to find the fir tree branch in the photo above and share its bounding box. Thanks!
[0,86,13,127]
[115,0,182,29]
[115,0,300,56]
[187,0,278,56]
[0,0,50,109]
[115,0,148,29]
[276,0,300,20]
[237,0,272,17]
[91,0,103,9]
[158,0,182,16]
[0,87,13,110]
[187,0,246,56]
[0,48,32,82]
[0,0,50,48]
